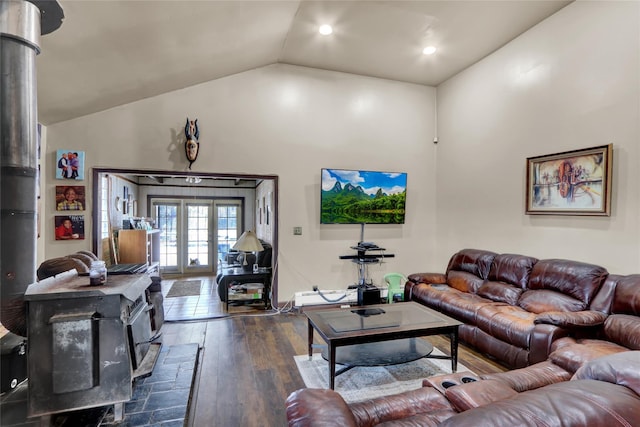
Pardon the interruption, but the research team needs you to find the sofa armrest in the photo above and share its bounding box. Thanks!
[529,324,570,365]
[406,273,447,301]
[480,360,571,392]
[404,273,447,301]
[534,310,608,328]
[444,379,518,412]
[349,386,453,426]
[408,272,447,285]
[285,389,358,427]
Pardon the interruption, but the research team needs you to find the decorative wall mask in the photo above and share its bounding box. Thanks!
[184,118,200,169]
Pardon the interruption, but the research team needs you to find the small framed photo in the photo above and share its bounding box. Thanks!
[55,185,85,211]
[55,215,85,240]
[55,149,85,180]
[526,144,613,216]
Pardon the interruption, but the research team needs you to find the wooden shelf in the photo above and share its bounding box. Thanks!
[118,229,160,265]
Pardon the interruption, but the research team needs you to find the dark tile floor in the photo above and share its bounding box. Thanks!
[0,344,198,427]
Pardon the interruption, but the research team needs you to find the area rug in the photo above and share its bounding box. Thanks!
[294,347,474,403]
[166,280,202,298]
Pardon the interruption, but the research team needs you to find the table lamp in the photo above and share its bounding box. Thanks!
[232,230,264,272]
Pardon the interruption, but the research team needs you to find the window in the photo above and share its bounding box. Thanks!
[100,175,109,239]
[216,203,240,263]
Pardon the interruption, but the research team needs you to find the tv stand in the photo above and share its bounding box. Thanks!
[339,242,395,286]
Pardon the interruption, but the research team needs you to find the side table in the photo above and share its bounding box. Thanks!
[216,267,271,310]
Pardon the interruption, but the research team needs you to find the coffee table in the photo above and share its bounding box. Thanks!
[306,302,462,389]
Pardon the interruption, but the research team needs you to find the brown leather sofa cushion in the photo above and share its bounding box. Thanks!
[487,253,538,289]
[518,289,585,313]
[549,338,628,373]
[527,259,607,306]
[610,275,640,315]
[445,249,496,279]
[604,314,640,350]
[411,284,452,312]
[439,380,640,427]
[572,351,640,395]
[475,305,535,348]
[477,281,523,305]
[412,285,494,324]
[434,292,495,324]
[447,270,484,293]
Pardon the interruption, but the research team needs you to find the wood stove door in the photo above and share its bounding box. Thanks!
[127,302,152,370]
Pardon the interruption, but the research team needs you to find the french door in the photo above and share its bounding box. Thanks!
[152,198,241,274]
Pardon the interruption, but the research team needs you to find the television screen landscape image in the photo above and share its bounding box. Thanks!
[321,168,407,224]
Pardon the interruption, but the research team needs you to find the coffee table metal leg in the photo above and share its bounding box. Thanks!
[307,320,313,359]
[450,328,459,373]
[329,344,336,390]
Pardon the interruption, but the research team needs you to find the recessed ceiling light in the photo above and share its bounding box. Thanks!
[423,46,437,55]
[319,24,333,35]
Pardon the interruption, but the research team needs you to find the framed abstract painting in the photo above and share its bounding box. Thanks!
[526,144,612,216]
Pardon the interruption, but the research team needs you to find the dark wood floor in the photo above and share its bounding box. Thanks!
[159,276,508,427]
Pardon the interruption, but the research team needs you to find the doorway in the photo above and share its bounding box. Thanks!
[151,198,242,274]
[91,168,279,308]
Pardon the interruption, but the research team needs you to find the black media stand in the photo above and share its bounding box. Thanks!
[339,243,395,287]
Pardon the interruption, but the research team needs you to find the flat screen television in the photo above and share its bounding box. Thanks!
[321,168,407,224]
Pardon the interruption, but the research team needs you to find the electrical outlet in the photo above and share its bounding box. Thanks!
[293,226,302,235]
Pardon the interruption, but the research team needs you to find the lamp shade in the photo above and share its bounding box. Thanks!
[232,230,264,252]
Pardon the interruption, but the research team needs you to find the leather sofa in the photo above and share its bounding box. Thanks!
[548,273,640,371]
[286,351,640,426]
[286,249,640,425]
[405,249,617,368]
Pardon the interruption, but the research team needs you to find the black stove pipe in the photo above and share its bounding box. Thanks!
[0,0,63,336]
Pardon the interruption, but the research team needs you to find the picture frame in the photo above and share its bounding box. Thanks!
[55,185,85,211]
[54,215,85,240]
[55,149,85,180]
[526,144,612,216]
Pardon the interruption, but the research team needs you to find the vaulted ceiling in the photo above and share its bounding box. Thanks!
[36,0,572,125]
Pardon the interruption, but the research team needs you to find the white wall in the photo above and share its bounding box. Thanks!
[435,1,640,273]
[255,179,276,244]
[44,64,437,303]
[44,1,637,299]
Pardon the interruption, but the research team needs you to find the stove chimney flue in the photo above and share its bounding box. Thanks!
[0,0,63,336]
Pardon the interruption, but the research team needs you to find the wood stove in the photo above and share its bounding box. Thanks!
[24,269,163,421]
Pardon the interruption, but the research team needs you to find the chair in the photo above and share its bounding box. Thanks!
[384,272,407,303]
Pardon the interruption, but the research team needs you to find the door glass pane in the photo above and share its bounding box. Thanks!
[217,205,238,262]
[155,204,178,268]
[187,204,209,267]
